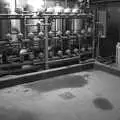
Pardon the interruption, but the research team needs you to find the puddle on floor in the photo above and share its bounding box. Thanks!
[59,92,76,100]
[25,75,88,93]
[93,97,114,110]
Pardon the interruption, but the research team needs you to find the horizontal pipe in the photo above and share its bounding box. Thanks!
[25,24,37,26]
[91,0,120,5]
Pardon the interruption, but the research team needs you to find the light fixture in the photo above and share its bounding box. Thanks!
[27,0,44,11]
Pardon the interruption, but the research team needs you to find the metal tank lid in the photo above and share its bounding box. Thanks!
[54,2,64,14]
[64,7,72,14]
[46,7,54,14]
[72,4,80,14]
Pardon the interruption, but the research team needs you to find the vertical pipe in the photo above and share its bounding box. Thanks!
[65,0,67,8]
[44,0,47,9]
[96,8,99,59]
[15,0,17,10]
[78,34,81,63]
[92,13,96,59]
[45,16,49,69]
[24,17,27,39]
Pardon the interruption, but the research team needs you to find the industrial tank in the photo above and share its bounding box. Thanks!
[24,4,39,34]
[51,2,65,33]
[24,0,44,34]
[0,0,11,39]
[64,7,72,31]
[71,4,83,33]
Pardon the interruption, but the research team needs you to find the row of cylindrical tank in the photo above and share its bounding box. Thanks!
[50,17,83,33]
[0,0,11,39]
[0,0,91,39]
[28,17,92,36]
[26,2,91,34]
[27,17,84,34]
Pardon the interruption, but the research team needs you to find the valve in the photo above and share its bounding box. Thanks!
[38,52,44,60]
[48,31,54,37]
[28,32,34,40]
[19,47,29,62]
[38,31,44,38]
[81,47,86,52]
[57,50,63,58]
[65,49,71,57]
[56,31,62,36]
[19,47,28,55]
[73,48,79,55]
[17,33,23,49]
[5,33,12,42]
[49,50,54,58]
[65,30,71,36]
[33,37,40,50]
[17,32,23,40]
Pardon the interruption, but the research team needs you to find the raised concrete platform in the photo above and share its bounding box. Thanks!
[0,60,120,89]
[0,70,120,120]
[0,62,94,89]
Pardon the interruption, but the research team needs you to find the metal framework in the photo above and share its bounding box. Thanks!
[0,13,95,70]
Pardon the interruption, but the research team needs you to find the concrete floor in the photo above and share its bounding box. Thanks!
[0,70,120,120]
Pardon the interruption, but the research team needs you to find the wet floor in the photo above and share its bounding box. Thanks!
[0,70,120,120]
[26,75,88,92]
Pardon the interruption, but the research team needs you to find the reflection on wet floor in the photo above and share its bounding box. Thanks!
[25,75,88,93]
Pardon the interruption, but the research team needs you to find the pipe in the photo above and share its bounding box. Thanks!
[15,0,17,10]
[91,0,120,5]
[65,0,67,8]
[44,0,47,9]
